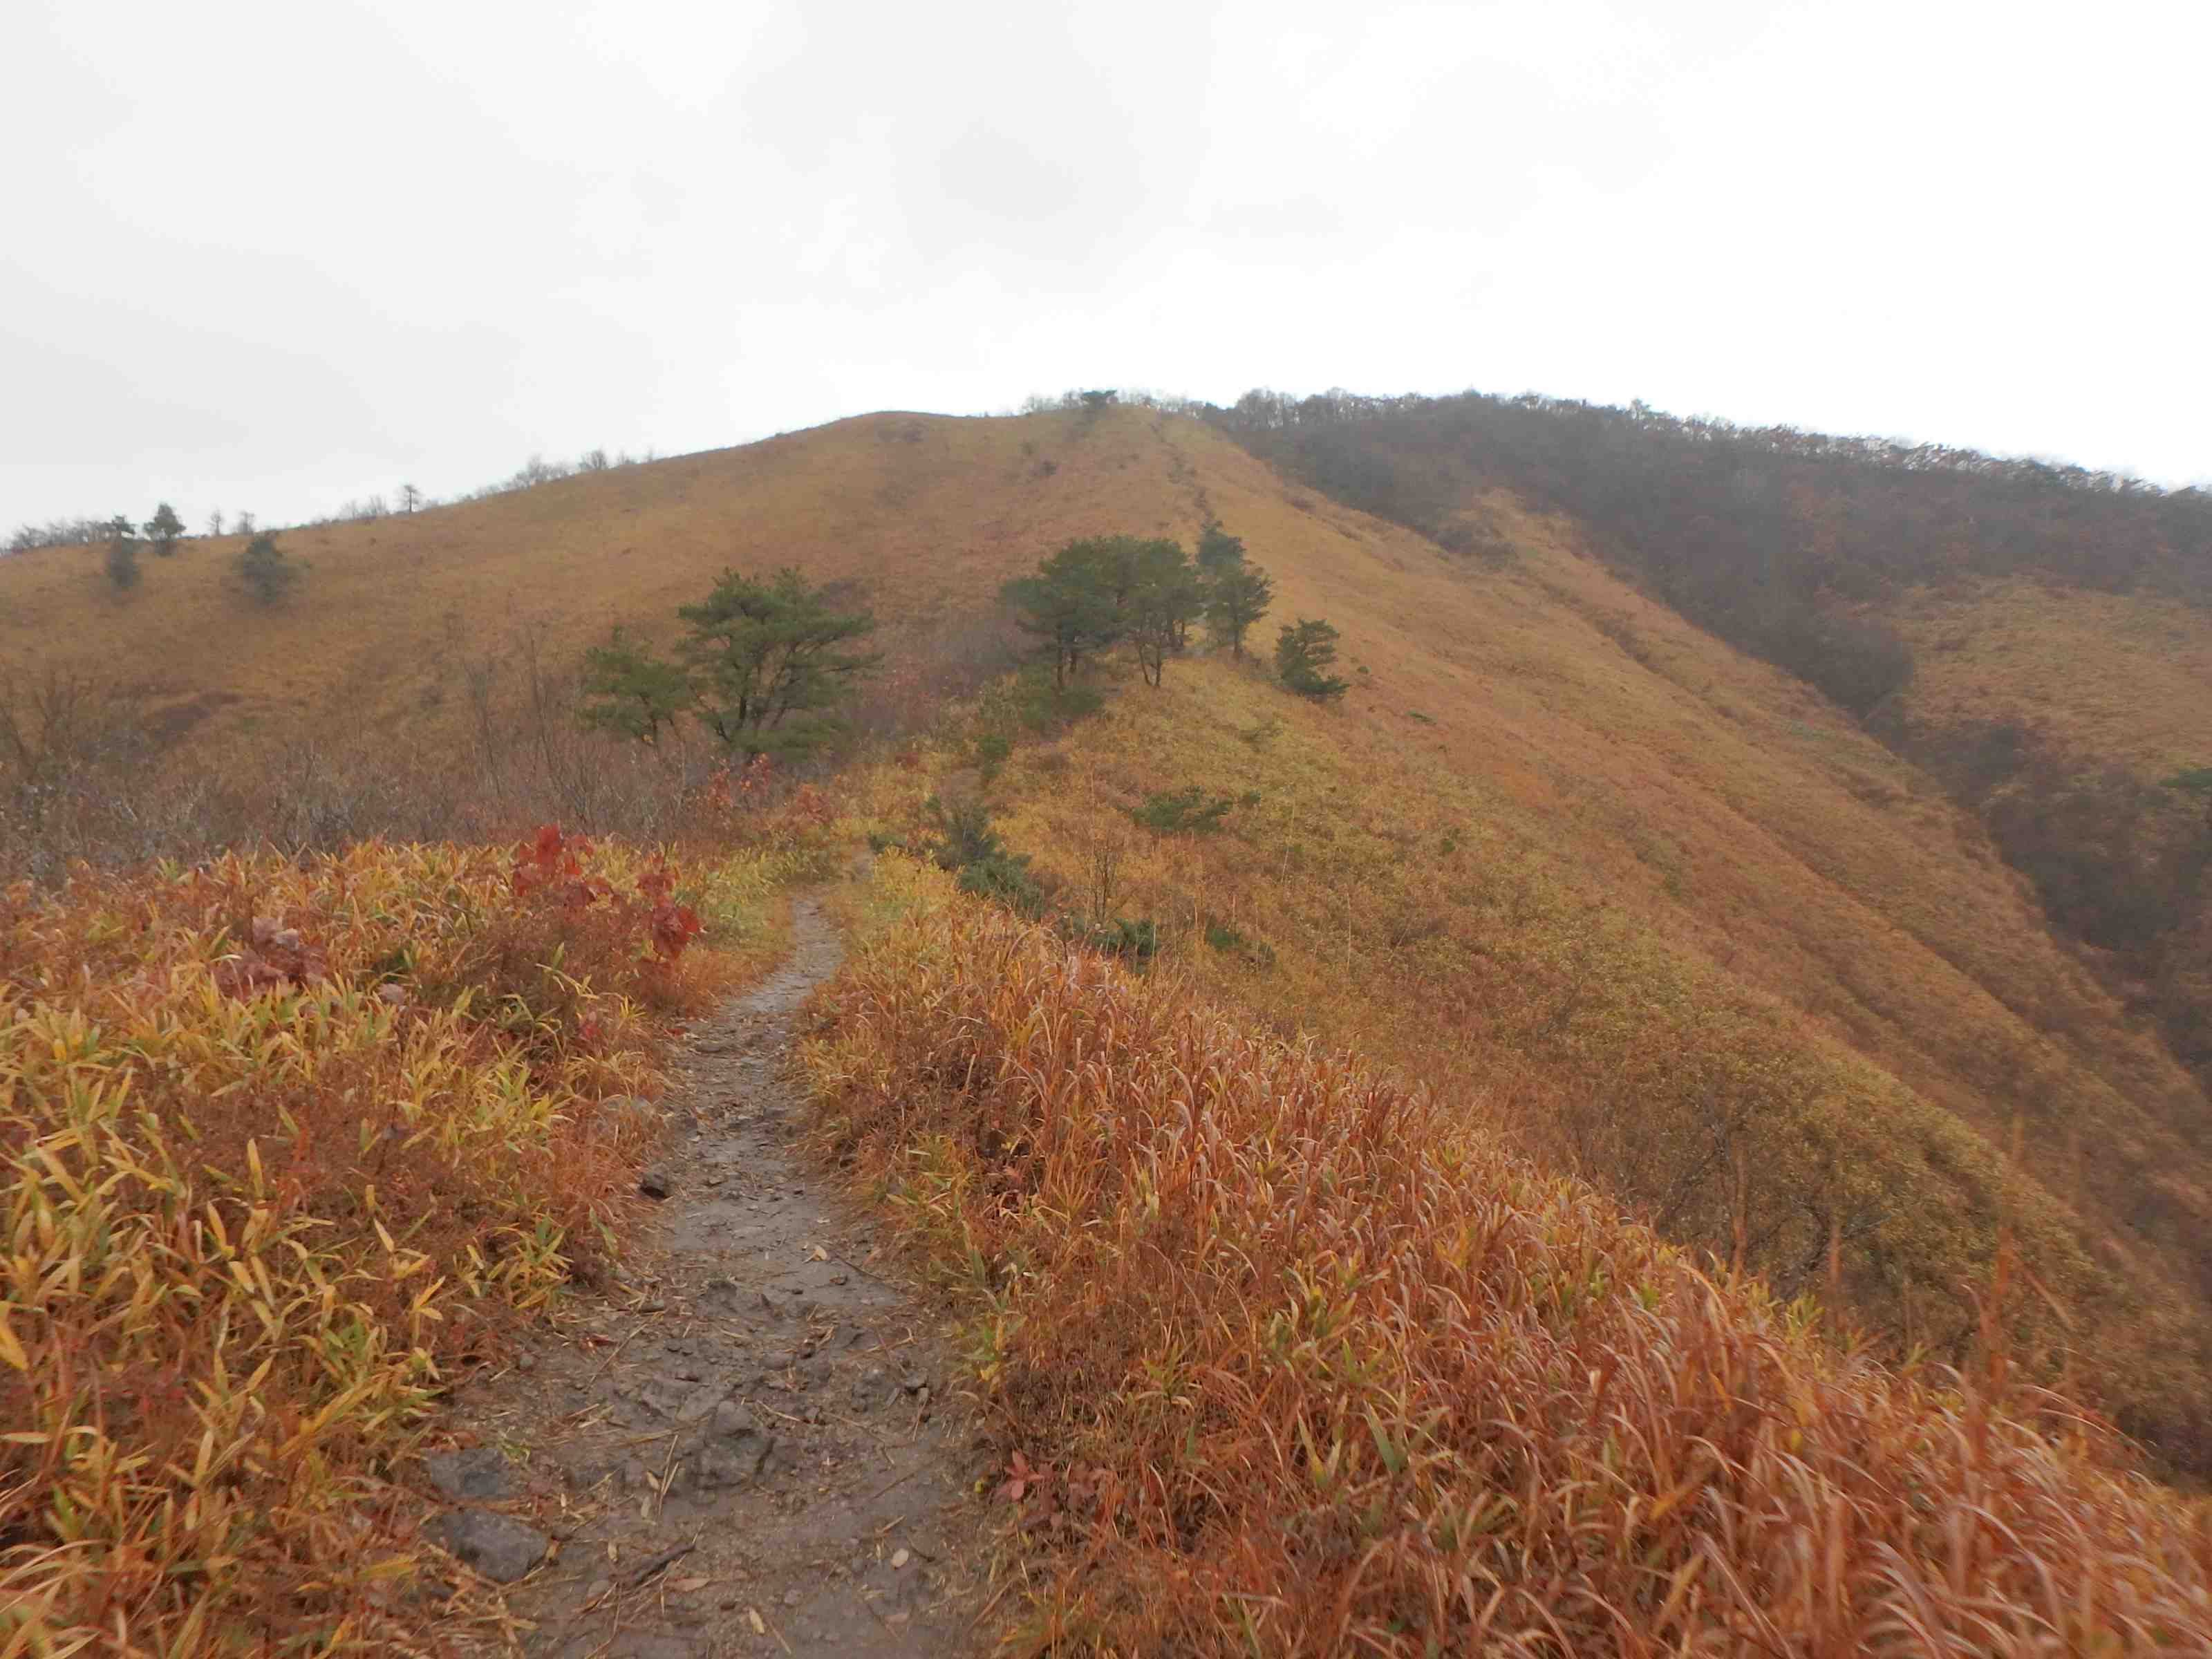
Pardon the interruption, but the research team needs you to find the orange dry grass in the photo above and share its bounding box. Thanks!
[804,865,2212,1654]
[1891,577,2212,777]
[0,409,1195,756]
[904,647,2209,1463]
[0,838,742,1651]
[17,402,2212,1458]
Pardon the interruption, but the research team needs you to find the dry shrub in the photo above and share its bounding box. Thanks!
[0,833,741,1651]
[803,861,2212,1654]
[0,643,838,890]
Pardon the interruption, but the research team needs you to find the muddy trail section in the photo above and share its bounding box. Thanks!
[429,898,993,1658]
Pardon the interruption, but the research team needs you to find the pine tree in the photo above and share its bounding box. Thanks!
[1001,539,1127,688]
[679,568,879,758]
[1206,561,1275,659]
[1126,538,1204,687]
[1195,522,1246,574]
[104,517,141,591]
[579,629,692,744]
[236,531,299,604]
[1275,618,1349,701]
[144,503,185,557]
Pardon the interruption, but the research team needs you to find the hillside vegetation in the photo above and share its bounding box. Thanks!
[11,403,2212,1470]
[0,823,830,1651]
[805,859,2212,1653]
[0,410,1190,759]
[1210,390,2212,1104]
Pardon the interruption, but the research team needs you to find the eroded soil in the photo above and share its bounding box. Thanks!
[430,898,991,1657]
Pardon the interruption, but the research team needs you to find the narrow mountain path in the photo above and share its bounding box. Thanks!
[431,898,988,1658]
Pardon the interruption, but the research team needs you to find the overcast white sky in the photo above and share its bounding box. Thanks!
[4,0,2206,532]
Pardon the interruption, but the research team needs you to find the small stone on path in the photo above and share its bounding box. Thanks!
[428,1508,550,1583]
[423,1445,516,1501]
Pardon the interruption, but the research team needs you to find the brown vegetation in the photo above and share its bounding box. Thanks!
[805,863,2212,1653]
[0,821,831,1649]
[17,400,2209,1467]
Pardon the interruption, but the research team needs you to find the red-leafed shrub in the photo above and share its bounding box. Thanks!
[211,912,331,997]
[510,821,616,908]
[637,860,704,961]
[466,827,717,1033]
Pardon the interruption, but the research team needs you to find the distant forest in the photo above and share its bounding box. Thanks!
[1203,388,2212,717]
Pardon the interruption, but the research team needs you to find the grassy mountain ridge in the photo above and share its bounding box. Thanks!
[1208,393,2212,1055]
[12,404,2212,1461]
[921,421,2212,1454]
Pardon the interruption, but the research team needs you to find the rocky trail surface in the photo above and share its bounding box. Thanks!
[427,898,991,1657]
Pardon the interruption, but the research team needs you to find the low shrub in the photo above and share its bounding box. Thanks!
[1202,919,1274,966]
[1064,913,1158,962]
[918,794,1049,920]
[1129,785,1237,837]
[974,730,1012,783]
[955,850,1047,920]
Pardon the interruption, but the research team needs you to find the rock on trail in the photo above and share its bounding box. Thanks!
[428,898,988,1656]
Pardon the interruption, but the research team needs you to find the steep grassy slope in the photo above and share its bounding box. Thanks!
[13,405,2212,1460]
[859,420,2211,1459]
[804,865,2212,1653]
[1214,392,2212,1078]
[1891,579,2212,778]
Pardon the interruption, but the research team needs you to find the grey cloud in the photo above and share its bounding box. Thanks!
[3,0,2206,531]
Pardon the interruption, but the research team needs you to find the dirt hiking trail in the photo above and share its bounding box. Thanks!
[431,898,991,1657]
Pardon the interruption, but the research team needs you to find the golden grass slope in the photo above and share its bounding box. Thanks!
[897,413,2212,1456]
[910,638,2212,1456]
[804,861,2212,1655]
[1892,577,2212,777]
[0,409,1201,749]
[12,404,2212,1453]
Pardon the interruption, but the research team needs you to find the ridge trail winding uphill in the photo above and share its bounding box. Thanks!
[430,899,989,1657]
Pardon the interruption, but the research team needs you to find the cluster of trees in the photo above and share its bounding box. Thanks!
[88,503,299,604]
[10,507,261,557]
[998,527,1282,690]
[1017,388,1125,416]
[1909,724,2212,1090]
[581,568,881,759]
[8,515,124,554]
[99,505,186,590]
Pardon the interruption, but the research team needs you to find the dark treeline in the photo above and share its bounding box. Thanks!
[1201,387,2212,718]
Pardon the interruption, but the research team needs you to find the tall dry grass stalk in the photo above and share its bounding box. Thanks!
[804,859,2212,1654]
